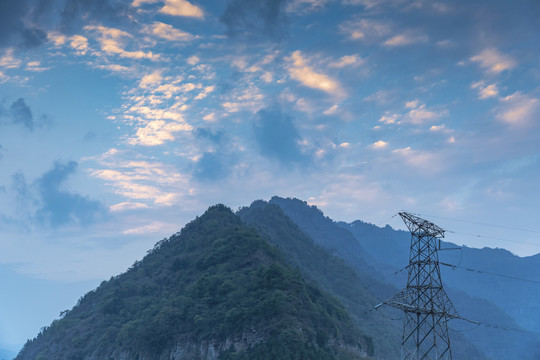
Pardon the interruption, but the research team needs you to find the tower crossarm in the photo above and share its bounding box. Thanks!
[399,212,445,238]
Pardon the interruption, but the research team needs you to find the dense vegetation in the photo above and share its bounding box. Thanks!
[16,205,369,360]
[238,200,397,358]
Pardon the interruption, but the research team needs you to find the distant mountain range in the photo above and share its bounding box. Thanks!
[13,197,540,359]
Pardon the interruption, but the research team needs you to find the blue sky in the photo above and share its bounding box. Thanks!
[1,0,539,349]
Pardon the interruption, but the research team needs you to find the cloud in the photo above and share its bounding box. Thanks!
[370,140,388,149]
[329,54,364,68]
[139,71,163,88]
[253,106,308,165]
[60,0,135,35]
[471,81,499,99]
[36,161,107,227]
[392,146,440,171]
[85,25,160,61]
[287,50,343,96]
[110,202,149,212]
[69,35,89,55]
[383,32,429,47]
[0,0,135,51]
[405,102,447,125]
[90,155,187,206]
[497,92,539,127]
[340,18,392,42]
[145,21,195,41]
[470,48,517,74]
[378,113,399,124]
[159,0,204,18]
[9,98,34,130]
[0,48,22,68]
[25,61,49,72]
[221,0,287,39]
[129,119,192,146]
[286,0,330,13]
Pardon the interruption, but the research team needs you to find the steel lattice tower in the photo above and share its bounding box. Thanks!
[384,212,459,360]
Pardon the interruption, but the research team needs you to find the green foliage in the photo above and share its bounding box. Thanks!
[238,200,398,358]
[16,204,365,360]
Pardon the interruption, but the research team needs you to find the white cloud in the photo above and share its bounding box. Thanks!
[110,202,149,212]
[288,50,344,96]
[405,100,419,109]
[85,25,160,61]
[70,35,89,55]
[471,81,499,99]
[132,0,159,6]
[195,85,215,100]
[471,48,516,74]
[91,157,189,206]
[384,32,429,46]
[379,113,399,124]
[392,146,440,170]
[47,32,66,46]
[187,55,200,65]
[405,103,447,125]
[160,0,204,18]
[0,49,21,69]
[329,54,364,68]
[25,61,49,72]
[139,71,163,88]
[203,112,216,122]
[129,119,192,146]
[429,124,452,133]
[323,104,339,115]
[123,221,169,235]
[497,92,539,127]
[145,22,195,41]
[370,140,388,149]
[286,0,330,13]
[341,18,392,42]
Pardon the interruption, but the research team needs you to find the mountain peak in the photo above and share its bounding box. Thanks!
[16,205,367,360]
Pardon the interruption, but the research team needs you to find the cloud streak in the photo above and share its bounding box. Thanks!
[287,51,344,96]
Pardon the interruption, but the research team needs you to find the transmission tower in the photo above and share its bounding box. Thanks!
[379,212,459,360]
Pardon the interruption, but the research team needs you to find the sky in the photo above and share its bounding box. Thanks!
[1,0,540,350]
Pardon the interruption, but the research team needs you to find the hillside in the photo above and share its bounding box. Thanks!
[264,197,489,359]
[16,205,370,360]
[237,200,400,359]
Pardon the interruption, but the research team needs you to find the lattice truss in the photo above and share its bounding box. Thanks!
[383,212,459,360]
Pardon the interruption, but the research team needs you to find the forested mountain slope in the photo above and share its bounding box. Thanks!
[16,205,369,360]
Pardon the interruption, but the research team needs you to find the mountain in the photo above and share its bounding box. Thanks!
[263,197,490,360]
[337,208,540,359]
[16,205,369,360]
[237,200,400,359]
[344,217,540,335]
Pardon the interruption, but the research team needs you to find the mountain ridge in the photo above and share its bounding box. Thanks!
[16,204,369,360]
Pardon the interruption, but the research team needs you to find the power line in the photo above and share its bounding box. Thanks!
[415,213,540,235]
[440,262,540,286]
[447,230,540,248]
